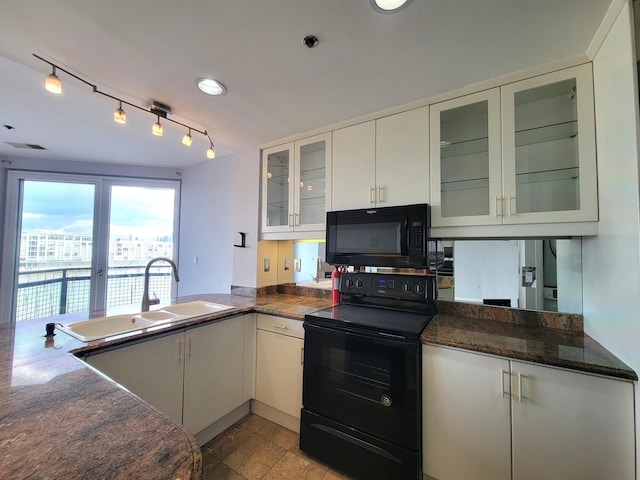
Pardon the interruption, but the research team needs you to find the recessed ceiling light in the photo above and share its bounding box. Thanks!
[370,0,412,13]
[195,78,226,96]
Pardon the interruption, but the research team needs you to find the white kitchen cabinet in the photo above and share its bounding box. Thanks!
[255,314,304,419]
[182,316,245,433]
[261,133,332,238]
[86,330,185,425]
[85,315,250,436]
[430,64,597,231]
[422,345,635,480]
[332,107,429,211]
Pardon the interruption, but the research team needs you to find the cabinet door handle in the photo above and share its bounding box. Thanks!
[516,372,523,402]
[178,340,183,362]
[495,196,503,217]
[506,194,516,217]
[370,186,376,204]
[499,369,507,398]
[188,336,192,359]
[271,323,287,329]
[288,214,293,227]
[294,212,300,226]
[378,186,385,203]
[301,347,304,365]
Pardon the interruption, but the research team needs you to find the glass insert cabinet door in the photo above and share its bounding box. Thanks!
[501,64,597,224]
[430,89,502,227]
[294,133,331,231]
[263,144,292,230]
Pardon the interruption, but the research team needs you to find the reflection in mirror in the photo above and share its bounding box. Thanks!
[280,238,583,314]
[441,238,582,314]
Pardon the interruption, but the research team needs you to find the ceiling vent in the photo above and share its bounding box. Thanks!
[5,142,47,150]
[149,101,172,118]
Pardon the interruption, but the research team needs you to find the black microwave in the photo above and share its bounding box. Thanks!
[326,203,437,269]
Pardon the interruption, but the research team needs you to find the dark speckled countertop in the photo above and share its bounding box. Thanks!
[1,292,635,479]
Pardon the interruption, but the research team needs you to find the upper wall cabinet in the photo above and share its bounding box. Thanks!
[332,107,429,211]
[261,133,332,238]
[430,64,598,231]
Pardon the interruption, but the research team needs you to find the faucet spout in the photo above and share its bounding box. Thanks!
[141,257,180,312]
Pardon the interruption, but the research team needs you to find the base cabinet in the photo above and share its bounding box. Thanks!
[255,314,304,419]
[85,315,250,435]
[422,345,635,480]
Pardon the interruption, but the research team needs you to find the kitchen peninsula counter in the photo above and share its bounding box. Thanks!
[0,293,330,480]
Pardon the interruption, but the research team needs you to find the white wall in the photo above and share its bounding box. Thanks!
[587,1,640,474]
[232,147,261,289]
[178,154,236,295]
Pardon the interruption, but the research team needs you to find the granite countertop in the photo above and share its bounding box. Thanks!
[423,301,637,381]
[2,292,636,479]
[0,293,331,480]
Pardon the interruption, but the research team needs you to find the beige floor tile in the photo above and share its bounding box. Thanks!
[262,451,327,480]
[238,413,273,434]
[257,421,299,450]
[224,433,286,480]
[203,461,247,480]
[203,424,255,461]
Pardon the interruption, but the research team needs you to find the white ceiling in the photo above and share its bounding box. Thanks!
[0,0,614,169]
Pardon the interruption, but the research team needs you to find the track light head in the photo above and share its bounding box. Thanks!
[45,66,62,94]
[182,129,192,147]
[114,101,126,124]
[207,144,216,159]
[152,116,163,136]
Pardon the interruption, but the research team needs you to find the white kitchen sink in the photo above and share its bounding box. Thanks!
[159,301,234,317]
[57,300,235,342]
[57,314,156,342]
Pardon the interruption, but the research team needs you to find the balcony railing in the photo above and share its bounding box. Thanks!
[16,265,174,321]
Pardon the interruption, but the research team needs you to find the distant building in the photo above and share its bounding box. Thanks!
[19,232,173,269]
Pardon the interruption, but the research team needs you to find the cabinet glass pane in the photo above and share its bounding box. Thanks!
[266,149,290,227]
[440,101,490,217]
[298,140,326,225]
[514,78,579,214]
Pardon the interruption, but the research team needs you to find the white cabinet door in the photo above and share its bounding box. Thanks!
[255,328,305,419]
[422,345,511,480]
[430,89,502,227]
[331,121,376,211]
[376,107,429,207]
[511,361,635,480]
[183,316,245,434]
[501,64,598,224]
[86,331,185,425]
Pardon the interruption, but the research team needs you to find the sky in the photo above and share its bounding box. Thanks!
[21,181,175,240]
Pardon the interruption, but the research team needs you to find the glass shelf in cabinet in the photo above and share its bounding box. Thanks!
[515,167,579,185]
[515,120,577,147]
[440,136,488,159]
[441,177,490,192]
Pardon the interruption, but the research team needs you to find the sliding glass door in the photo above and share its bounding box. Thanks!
[1,172,180,322]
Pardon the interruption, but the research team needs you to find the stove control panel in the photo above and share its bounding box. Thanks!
[341,272,435,302]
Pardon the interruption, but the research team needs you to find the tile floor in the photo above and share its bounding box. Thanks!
[201,414,351,480]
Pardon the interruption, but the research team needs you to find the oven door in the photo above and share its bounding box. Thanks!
[302,322,420,451]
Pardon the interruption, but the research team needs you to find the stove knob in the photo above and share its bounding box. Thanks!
[415,283,425,294]
[345,278,354,288]
[356,279,364,288]
[403,283,412,293]
[381,395,392,407]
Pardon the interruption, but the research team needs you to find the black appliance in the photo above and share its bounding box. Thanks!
[325,203,437,269]
[301,272,437,480]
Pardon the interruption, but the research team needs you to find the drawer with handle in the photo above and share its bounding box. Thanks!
[257,314,304,339]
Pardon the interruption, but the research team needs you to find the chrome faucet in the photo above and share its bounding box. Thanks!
[141,257,180,312]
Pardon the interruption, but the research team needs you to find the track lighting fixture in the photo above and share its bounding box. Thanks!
[34,53,218,159]
[182,128,193,147]
[45,66,62,94]
[114,100,127,124]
